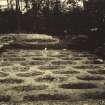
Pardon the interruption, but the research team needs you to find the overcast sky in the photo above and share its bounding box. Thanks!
[0,0,7,5]
[0,0,65,5]
[0,0,84,10]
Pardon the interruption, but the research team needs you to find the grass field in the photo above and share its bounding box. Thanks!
[0,34,105,105]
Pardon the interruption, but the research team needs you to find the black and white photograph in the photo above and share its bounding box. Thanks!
[0,0,105,105]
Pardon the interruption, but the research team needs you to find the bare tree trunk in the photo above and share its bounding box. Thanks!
[25,0,29,11]
[16,0,21,33]
[7,0,9,9]
[16,0,20,11]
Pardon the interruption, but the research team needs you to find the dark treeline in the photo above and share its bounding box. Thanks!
[0,0,105,38]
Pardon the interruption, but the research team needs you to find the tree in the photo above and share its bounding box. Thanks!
[16,0,20,11]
